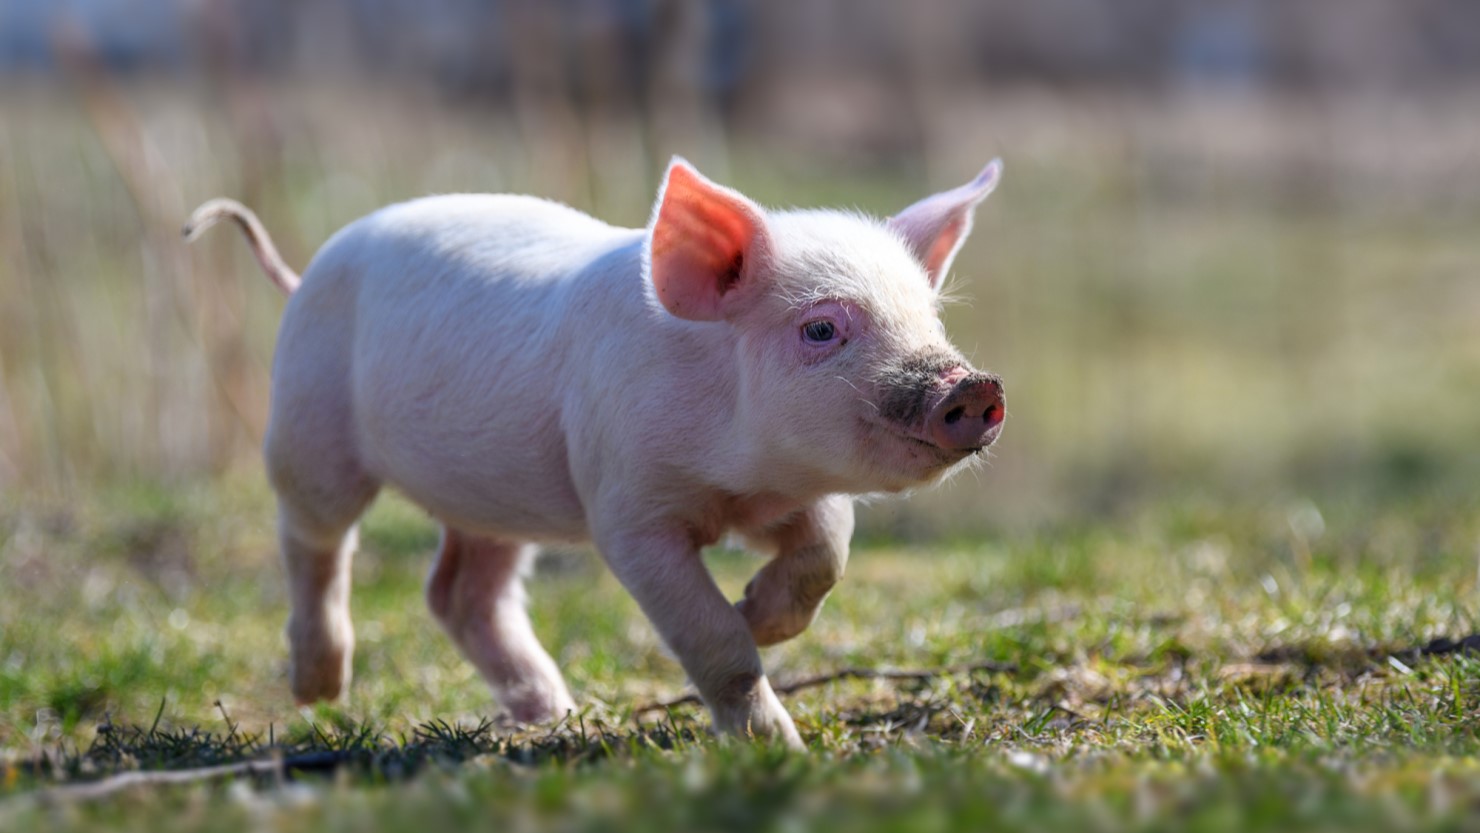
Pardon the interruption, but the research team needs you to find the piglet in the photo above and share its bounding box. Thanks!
[184,157,1005,747]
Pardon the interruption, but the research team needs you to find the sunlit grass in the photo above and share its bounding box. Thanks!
[4,481,1480,830]
[6,81,1480,830]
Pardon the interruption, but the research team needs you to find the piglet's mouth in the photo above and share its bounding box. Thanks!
[864,418,990,462]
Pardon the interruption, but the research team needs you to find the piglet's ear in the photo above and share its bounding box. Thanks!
[888,159,1002,290]
[647,157,769,322]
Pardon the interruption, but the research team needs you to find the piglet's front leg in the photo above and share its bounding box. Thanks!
[597,525,802,747]
[737,496,853,647]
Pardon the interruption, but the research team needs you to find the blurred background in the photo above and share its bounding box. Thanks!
[1,0,1478,537]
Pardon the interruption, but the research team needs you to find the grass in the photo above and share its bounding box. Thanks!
[3,479,1480,831]
[4,77,1480,830]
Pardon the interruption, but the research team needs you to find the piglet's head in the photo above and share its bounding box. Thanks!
[646,157,1005,495]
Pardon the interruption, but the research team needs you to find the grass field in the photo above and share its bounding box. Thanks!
[4,80,1480,830]
[3,480,1480,831]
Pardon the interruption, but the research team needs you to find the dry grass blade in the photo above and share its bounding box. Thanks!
[631,661,1018,714]
[3,750,357,809]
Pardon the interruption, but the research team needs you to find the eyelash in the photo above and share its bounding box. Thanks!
[802,320,837,343]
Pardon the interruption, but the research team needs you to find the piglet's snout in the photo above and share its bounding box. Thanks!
[927,372,1004,451]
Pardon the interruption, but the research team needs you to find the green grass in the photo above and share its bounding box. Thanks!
[5,81,1480,830]
[4,480,1480,831]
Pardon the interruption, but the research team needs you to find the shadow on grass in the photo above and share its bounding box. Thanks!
[10,706,709,804]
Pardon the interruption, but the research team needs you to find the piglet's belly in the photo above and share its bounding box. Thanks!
[376,454,591,542]
[353,398,591,542]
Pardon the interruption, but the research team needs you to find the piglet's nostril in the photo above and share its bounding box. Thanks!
[927,374,1005,452]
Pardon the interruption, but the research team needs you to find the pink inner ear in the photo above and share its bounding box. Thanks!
[889,160,1002,290]
[650,163,762,321]
[921,215,968,282]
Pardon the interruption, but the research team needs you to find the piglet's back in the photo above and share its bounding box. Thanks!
[278,193,645,540]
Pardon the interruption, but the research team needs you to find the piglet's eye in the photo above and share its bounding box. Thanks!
[802,320,838,344]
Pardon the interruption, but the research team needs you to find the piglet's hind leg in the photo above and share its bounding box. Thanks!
[427,528,576,723]
[278,500,375,705]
